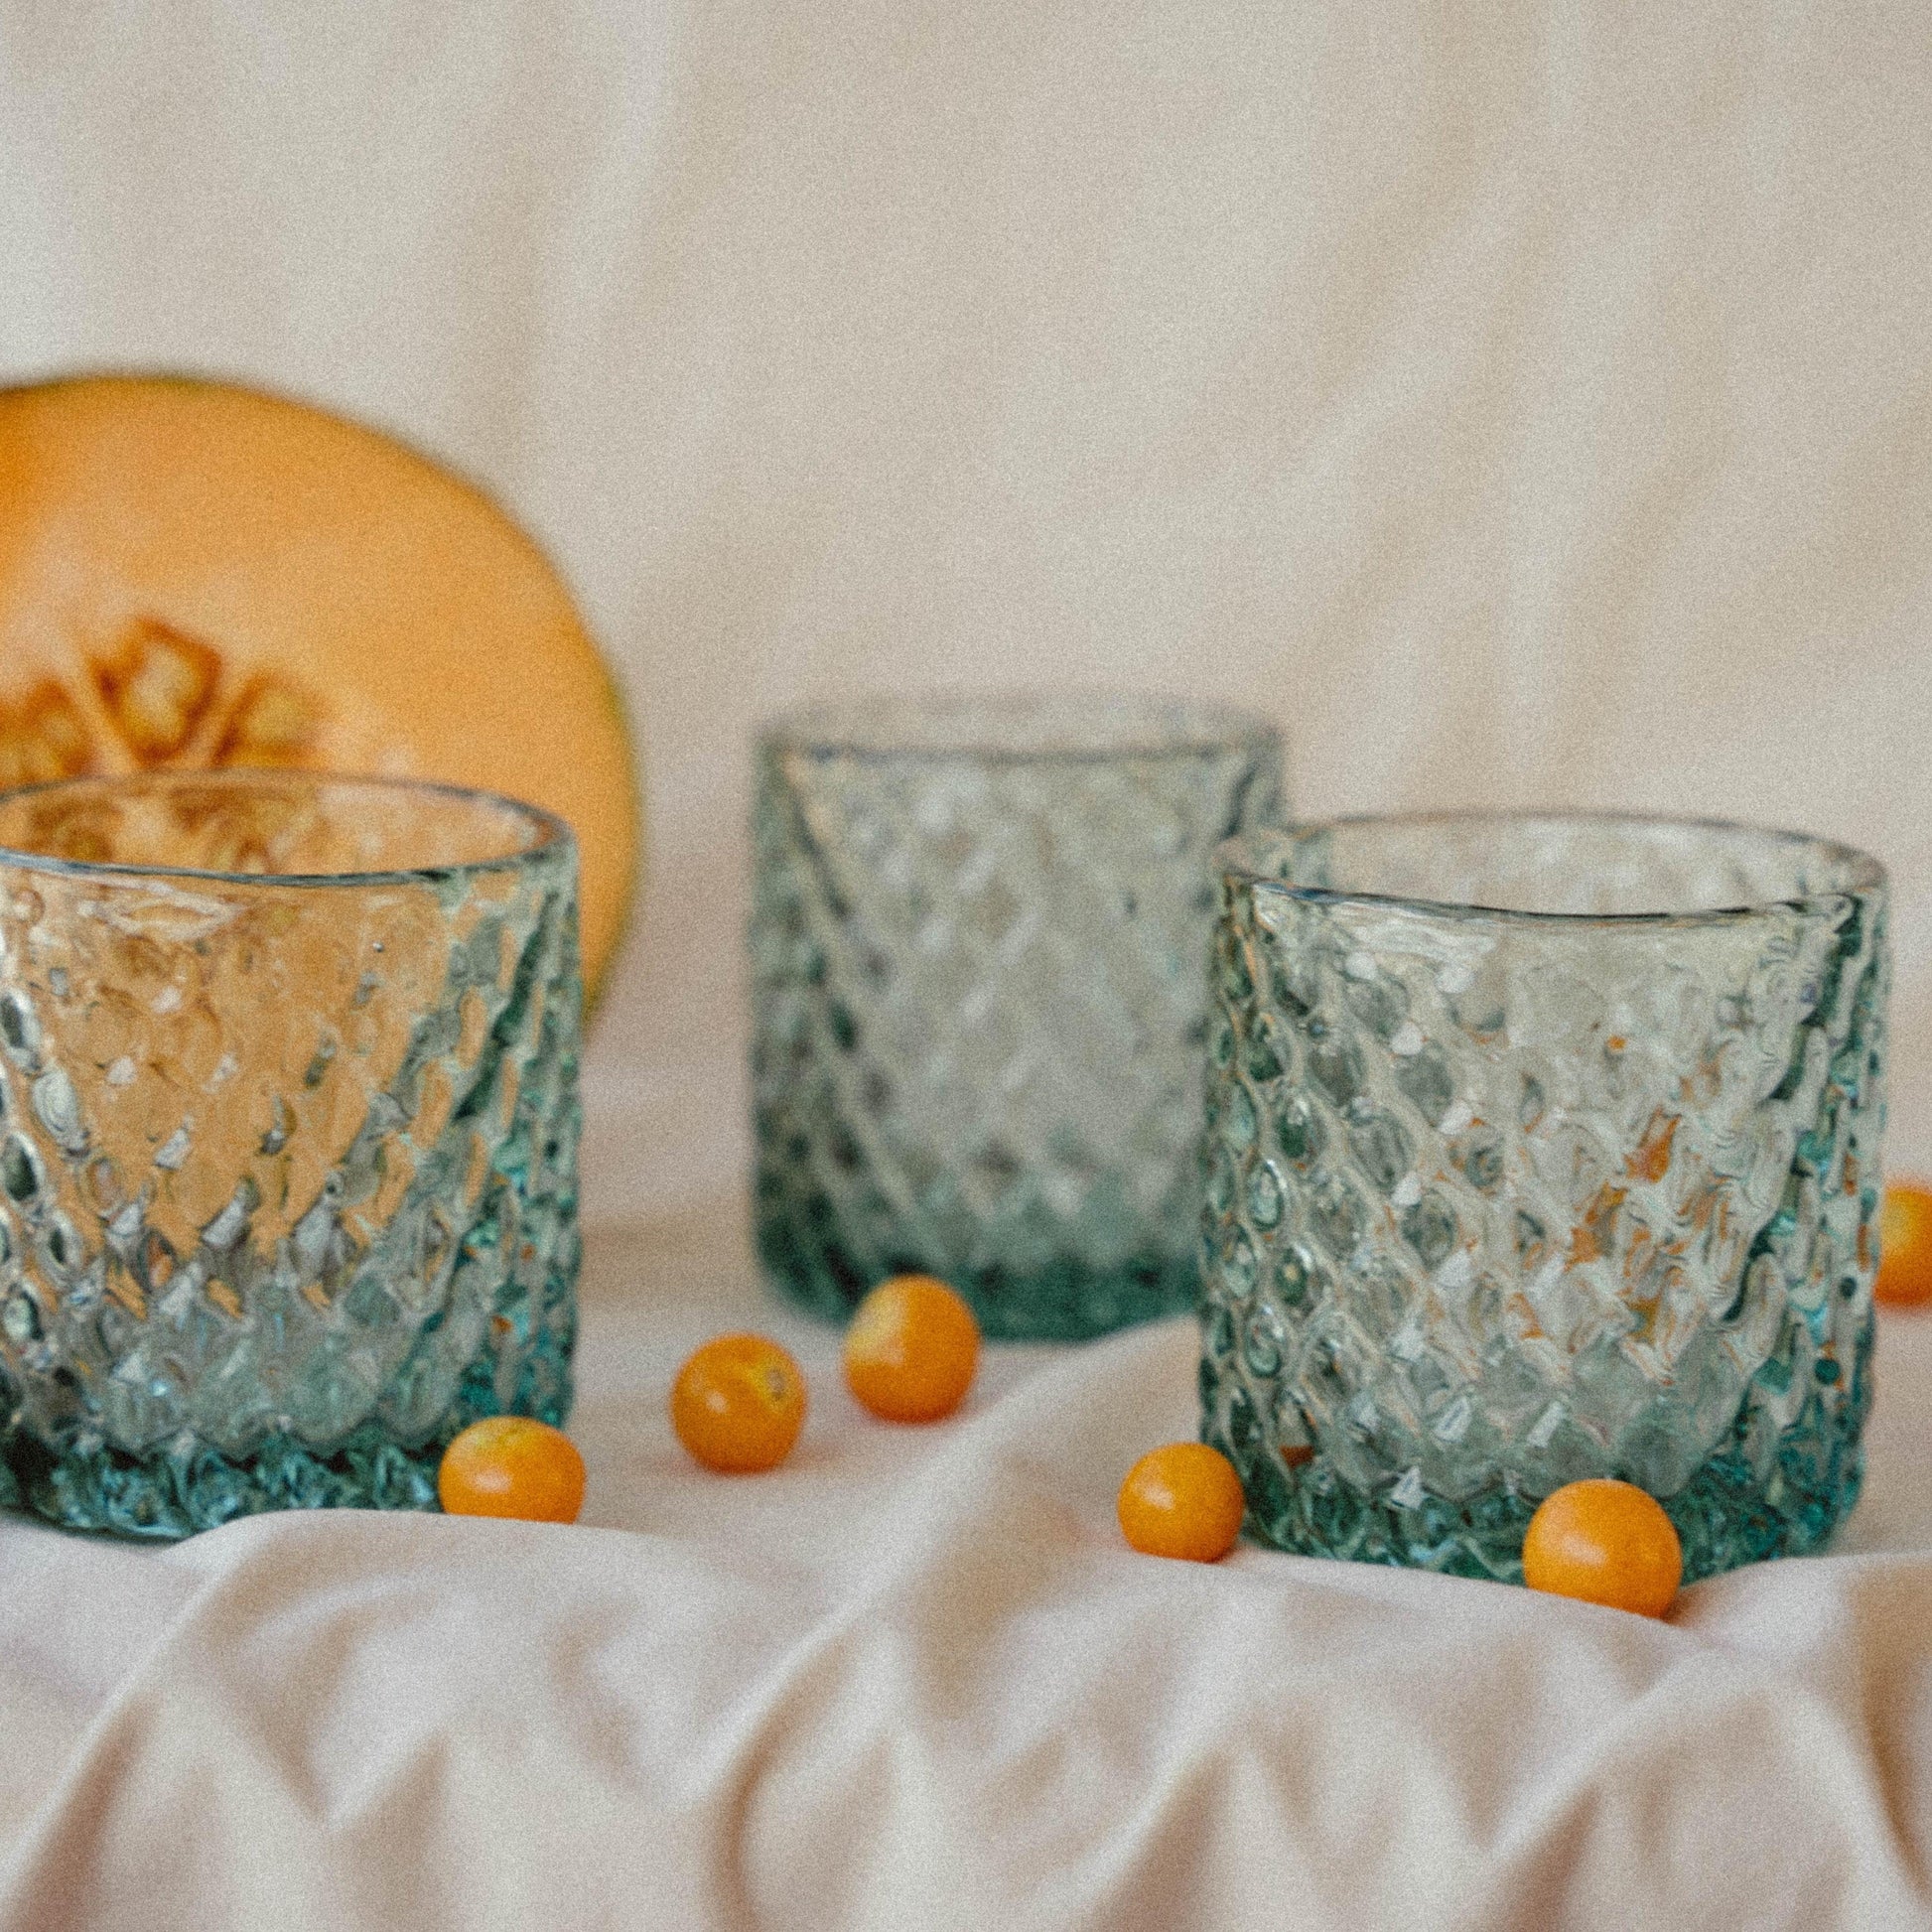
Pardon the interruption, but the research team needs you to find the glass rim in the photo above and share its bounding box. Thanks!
[760,689,1282,765]
[0,769,574,891]
[1217,809,1887,926]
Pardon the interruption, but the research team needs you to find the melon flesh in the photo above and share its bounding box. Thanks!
[0,375,638,1002]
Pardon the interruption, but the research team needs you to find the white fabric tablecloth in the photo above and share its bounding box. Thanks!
[4,1202,1932,1929]
[6,2,1932,1922]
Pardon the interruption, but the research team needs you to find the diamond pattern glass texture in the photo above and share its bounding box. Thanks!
[754,695,1285,1338]
[1199,815,1888,1584]
[0,772,581,1538]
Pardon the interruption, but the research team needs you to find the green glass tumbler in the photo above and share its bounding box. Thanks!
[753,693,1285,1339]
[1199,814,1887,1583]
[0,771,581,1537]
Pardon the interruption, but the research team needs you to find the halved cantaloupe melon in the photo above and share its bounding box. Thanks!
[0,374,639,1003]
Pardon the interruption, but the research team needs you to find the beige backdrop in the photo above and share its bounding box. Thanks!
[5,1,1930,1215]
[6,7,1932,1926]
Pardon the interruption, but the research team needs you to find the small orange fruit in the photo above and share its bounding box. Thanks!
[1522,1478,1682,1616]
[843,1275,980,1423]
[438,1416,586,1523]
[1117,1442,1246,1563]
[1876,1182,1932,1308]
[671,1333,807,1472]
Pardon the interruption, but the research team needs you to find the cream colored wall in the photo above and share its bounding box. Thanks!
[3,3,1929,1217]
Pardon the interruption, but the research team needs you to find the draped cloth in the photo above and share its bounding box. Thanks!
[3,1,1932,1921]
[3,1207,1932,1928]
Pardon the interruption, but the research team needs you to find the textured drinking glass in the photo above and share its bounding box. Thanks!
[753,693,1286,1338]
[1199,814,1887,1584]
[0,771,581,1538]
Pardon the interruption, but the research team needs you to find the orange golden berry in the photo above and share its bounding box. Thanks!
[1875,1183,1932,1309]
[672,1333,807,1472]
[438,1417,586,1524]
[1117,1442,1246,1563]
[1522,1478,1681,1617]
[843,1275,980,1424]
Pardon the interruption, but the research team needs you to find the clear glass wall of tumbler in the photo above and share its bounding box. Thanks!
[1199,814,1887,1583]
[0,771,582,1537]
[753,694,1286,1339]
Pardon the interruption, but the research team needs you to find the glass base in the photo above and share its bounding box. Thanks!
[758,1208,1197,1341]
[1,1328,574,1541]
[1201,1318,1871,1585]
